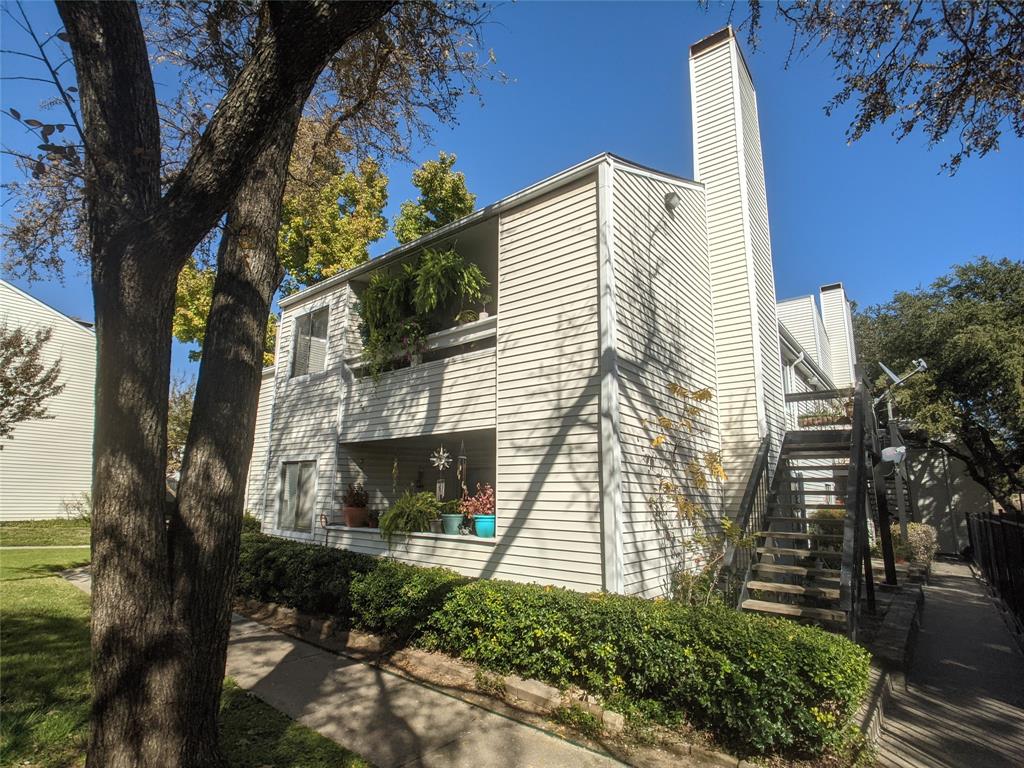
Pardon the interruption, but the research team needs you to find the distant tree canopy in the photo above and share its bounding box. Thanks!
[276,128,389,294]
[173,148,476,362]
[855,257,1024,513]
[393,151,476,244]
[0,323,65,444]
[166,375,195,475]
[738,0,1024,173]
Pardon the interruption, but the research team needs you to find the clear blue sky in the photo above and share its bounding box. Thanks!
[3,1,1022,379]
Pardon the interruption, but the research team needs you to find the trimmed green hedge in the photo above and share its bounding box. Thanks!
[421,581,869,754]
[236,530,870,756]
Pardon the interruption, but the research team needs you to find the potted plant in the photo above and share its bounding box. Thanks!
[460,482,495,538]
[440,499,462,535]
[342,483,370,527]
[477,292,493,321]
[379,490,441,544]
[454,309,478,326]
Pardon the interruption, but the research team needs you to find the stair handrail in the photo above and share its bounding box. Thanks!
[839,375,874,639]
[721,434,772,605]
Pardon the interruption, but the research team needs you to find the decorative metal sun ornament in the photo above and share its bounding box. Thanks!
[430,446,452,471]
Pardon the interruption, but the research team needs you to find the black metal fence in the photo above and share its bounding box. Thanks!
[968,509,1024,639]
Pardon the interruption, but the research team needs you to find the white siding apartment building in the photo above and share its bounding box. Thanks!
[0,280,95,521]
[245,27,858,597]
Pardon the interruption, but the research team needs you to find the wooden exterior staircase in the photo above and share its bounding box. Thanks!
[723,376,879,639]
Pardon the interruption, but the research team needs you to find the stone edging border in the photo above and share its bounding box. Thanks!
[234,598,757,768]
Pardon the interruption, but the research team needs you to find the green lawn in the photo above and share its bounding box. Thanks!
[0,519,91,547]
[0,547,371,768]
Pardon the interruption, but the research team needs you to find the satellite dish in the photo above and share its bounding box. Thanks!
[879,361,901,384]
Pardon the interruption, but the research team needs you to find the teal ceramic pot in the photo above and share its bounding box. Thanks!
[473,514,496,538]
[441,513,462,536]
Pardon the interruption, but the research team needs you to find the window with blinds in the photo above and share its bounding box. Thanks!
[279,460,316,531]
[291,307,329,377]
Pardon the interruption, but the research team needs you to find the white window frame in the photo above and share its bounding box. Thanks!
[290,306,330,378]
[278,459,318,533]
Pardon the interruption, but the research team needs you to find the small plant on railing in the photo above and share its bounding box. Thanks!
[798,398,853,427]
[459,482,495,536]
[459,482,494,518]
[643,384,742,606]
[379,491,441,545]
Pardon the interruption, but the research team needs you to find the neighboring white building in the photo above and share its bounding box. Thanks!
[0,280,95,521]
[245,27,857,597]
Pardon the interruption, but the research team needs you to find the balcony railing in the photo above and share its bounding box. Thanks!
[339,317,497,443]
[785,388,855,432]
[345,314,497,374]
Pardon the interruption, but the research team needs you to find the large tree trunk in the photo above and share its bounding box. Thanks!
[55,3,393,766]
[88,233,184,766]
[168,104,299,766]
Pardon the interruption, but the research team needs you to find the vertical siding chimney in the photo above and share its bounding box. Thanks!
[689,27,785,509]
[819,283,857,387]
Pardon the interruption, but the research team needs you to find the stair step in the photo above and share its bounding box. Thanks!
[756,530,845,541]
[785,467,849,474]
[766,515,846,524]
[752,562,842,578]
[756,546,842,558]
[771,503,847,510]
[741,599,846,623]
[745,580,841,600]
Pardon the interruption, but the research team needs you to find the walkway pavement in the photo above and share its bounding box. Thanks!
[62,569,624,768]
[876,559,1024,768]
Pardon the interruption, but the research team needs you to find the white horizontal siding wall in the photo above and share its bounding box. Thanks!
[820,284,857,388]
[777,297,819,362]
[261,286,352,542]
[495,173,605,592]
[244,366,276,521]
[0,281,95,520]
[736,39,786,470]
[691,30,783,510]
[610,167,721,598]
[339,349,496,441]
[777,295,834,376]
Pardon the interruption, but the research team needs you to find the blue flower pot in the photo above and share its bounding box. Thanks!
[441,514,462,536]
[474,514,496,538]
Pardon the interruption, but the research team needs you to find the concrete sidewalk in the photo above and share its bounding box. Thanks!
[62,569,623,768]
[876,560,1024,768]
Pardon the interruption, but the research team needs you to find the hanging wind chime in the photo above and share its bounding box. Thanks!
[456,440,468,499]
[430,445,451,500]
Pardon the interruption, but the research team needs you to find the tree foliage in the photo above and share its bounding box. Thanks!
[738,0,1024,173]
[278,154,389,294]
[855,257,1024,513]
[166,375,195,475]
[0,323,65,444]
[393,151,476,244]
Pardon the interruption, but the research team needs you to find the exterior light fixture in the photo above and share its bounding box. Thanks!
[664,191,681,213]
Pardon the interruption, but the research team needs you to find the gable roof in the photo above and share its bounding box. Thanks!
[0,279,96,341]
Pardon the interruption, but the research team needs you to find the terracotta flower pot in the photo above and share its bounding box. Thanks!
[344,505,369,527]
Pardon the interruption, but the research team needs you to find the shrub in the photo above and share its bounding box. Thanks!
[350,560,466,641]
[421,580,870,756]
[236,531,375,619]
[235,532,871,757]
[241,514,262,535]
[889,522,938,564]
